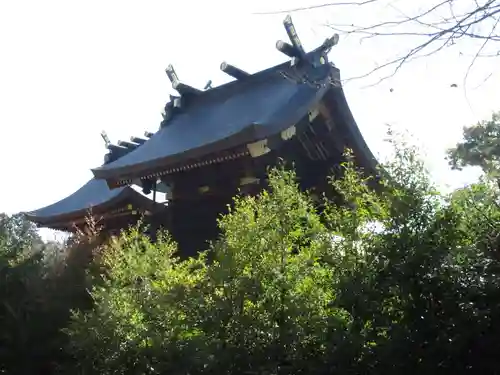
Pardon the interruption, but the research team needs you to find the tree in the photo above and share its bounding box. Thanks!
[329,142,500,373]
[0,213,51,374]
[0,212,43,253]
[0,214,93,374]
[65,168,349,374]
[448,111,500,177]
[65,133,500,374]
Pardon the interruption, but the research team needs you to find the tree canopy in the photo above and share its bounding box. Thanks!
[448,111,500,176]
[1,128,500,374]
[65,135,500,373]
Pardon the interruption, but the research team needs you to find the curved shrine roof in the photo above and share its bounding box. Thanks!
[24,178,152,226]
[92,56,333,185]
[25,130,166,228]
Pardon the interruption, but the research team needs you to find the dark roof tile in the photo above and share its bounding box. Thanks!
[92,57,333,183]
[24,178,130,223]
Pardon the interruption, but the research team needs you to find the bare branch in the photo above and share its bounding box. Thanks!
[259,0,500,84]
[252,0,378,15]
[462,15,500,109]
[464,14,499,83]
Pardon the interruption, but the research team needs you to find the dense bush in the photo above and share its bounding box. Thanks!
[1,133,500,374]
[66,141,500,374]
[0,214,91,374]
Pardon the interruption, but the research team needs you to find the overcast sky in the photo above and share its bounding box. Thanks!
[0,0,498,220]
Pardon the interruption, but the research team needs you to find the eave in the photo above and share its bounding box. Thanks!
[24,178,167,230]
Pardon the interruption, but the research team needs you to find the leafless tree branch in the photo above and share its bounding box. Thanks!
[259,0,500,85]
[252,0,378,15]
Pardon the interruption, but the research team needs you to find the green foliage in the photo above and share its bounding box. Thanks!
[329,145,500,373]
[0,213,43,255]
[65,134,500,374]
[66,169,349,374]
[0,214,55,373]
[66,227,208,374]
[2,127,500,374]
[448,111,500,176]
[206,167,344,374]
[0,214,91,374]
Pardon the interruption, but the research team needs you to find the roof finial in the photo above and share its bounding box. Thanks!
[220,62,250,80]
[130,136,148,145]
[100,131,111,147]
[165,64,202,96]
[320,34,340,54]
[283,15,306,60]
[117,140,140,149]
[276,15,339,62]
[276,40,299,58]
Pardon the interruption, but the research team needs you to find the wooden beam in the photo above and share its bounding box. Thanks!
[220,62,250,80]
[172,81,202,96]
[165,64,180,85]
[276,40,298,58]
[318,102,348,155]
[321,34,340,52]
[117,140,140,149]
[100,131,111,146]
[283,15,306,60]
[166,64,202,96]
[130,136,147,144]
[107,144,128,153]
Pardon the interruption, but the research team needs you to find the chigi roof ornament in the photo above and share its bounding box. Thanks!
[220,61,250,80]
[161,64,204,128]
[103,131,153,164]
[165,64,202,96]
[276,15,341,88]
[100,130,111,147]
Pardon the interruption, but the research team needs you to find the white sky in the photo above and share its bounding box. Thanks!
[0,0,498,220]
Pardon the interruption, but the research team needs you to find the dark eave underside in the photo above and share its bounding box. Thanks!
[92,58,333,186]
[42,209,143,232]
[323,87,378,175]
